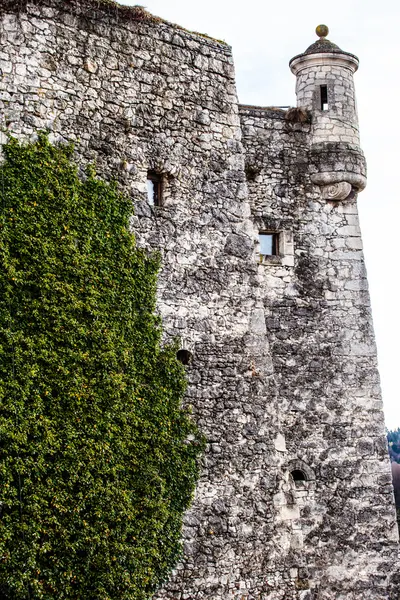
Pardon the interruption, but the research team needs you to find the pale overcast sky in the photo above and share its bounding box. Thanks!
[119,0,400,428]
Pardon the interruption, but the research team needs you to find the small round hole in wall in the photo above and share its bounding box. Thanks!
[176,349,192,366]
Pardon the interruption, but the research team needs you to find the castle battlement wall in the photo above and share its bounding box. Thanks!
[0,1,398,598]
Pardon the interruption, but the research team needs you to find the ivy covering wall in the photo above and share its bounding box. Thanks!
[0,135,203,600]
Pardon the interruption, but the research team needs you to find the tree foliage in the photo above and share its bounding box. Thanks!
[387,428,400,464]
[387,429,400,533]
[0,135,203,600]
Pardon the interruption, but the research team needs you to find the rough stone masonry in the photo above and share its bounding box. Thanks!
[0,1,399,598]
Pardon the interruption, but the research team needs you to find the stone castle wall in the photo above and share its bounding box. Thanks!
[0,1,398,598]
[240,104,399,598]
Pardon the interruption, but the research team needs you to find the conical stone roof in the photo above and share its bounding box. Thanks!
[289,25,359,66]
[304,38,342,54]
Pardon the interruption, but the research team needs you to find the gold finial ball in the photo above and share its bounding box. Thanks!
[316,24,329,38]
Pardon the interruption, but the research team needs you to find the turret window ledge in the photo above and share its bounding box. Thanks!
[258,229,294,267]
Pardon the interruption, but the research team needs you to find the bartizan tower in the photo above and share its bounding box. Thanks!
[290,25,366,201]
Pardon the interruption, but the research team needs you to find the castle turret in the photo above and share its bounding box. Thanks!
[290,25,366,200]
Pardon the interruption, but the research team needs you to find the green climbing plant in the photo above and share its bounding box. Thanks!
[0,134,203,600]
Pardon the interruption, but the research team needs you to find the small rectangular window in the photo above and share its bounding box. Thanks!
[147,171,162,206]
[320,85,328,111]
[259,232,279,261]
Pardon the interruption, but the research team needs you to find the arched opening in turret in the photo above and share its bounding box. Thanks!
[287,460,315,489]
[290,469,307,487]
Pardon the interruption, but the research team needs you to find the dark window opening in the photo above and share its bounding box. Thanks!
[259,232,279,261]
[245,164,259,182]
[291,469,307,485]
[177,349,192,366]
[147,170,163,206]
[320,85,328,111]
